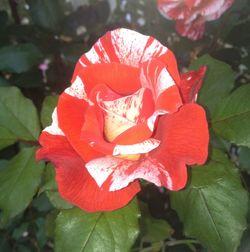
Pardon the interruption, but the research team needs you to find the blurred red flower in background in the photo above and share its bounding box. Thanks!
[37,28,209,212]
[157,0,234,40]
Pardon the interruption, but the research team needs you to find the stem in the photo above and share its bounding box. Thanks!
[165,239,200,247]
[8,0,20,24]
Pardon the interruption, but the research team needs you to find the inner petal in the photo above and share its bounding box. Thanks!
[97,87,155,142]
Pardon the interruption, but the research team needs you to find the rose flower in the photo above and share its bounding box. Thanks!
[37,28,209,212]
[157,0,234,40]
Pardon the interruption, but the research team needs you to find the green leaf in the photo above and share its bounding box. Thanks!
[139,202,173,243]
[0,147,44,224]
[0,44,42,73]
[212,84,250,148]
[238,146,250,173]
[0,86,41,141]
[40,95,59,128]
[171,149,248,252]
[55,200,140,252]
[141,216,173,243]
[40,164,73,209]
[28,0,65,32]
[189,54,234,117]
[0,126,16,150]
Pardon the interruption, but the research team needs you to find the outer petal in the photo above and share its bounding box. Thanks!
[72,28,180,85]
[57,77,101,162]
[140,59,182,113]
[179,65,207,103]
[205,0,234,21]
[176,18,205,40]
[86,156,173,191]
[150,103,209,190]
[37,132,140,212]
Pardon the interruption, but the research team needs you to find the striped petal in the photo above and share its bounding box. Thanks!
[72,28,180,85]
[37,132,140,212]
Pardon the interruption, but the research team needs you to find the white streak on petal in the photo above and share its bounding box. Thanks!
[141,39,167,62]
[65,76,93,105]
[98,88,147,141]
[113,138,160,156]
[111,29,149,67]
[85,156,123,187]
[156,68,175,98]
[109,157,173,191]
[79,59,86,67]
[85,47,101,64]
[95,40,111,63]
[44,108,65,136]
[147,110,167,131]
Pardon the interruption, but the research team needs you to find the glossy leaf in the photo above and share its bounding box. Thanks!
[0,126,16,150]
[40,95,59,128]
[189,54,234,117]
[171,149,248,252]
[0,44,42,73]
[0,147,44,224]
[0,86,41,141]
[28,0,65,32]
[212,84,250,148]
[55,200,140,252]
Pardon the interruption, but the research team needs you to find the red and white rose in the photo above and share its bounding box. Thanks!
[157,0,234,40]
[37,28,209,212]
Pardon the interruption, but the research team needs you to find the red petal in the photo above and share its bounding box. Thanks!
[78,63,141,96]
[150,103,209,190]
[37,132,140,212]
[57,91,101,162]
[72,28,180,85]
[179,65,207,103]
[176,18,205,40]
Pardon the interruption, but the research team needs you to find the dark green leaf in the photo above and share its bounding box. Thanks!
[28,0,65,32]
[0,147,44,224]
[140,202,173,243]
[189,54,234,117]
[40,164,73,209]
[0,44,42,73]
[0,86,41,141]
[40,95,59,128]
[141,216,173,243]
[0,126,16,150]
[238,146,250,173]
[212,84,250,148]
[171,149,248,252]
[55,200,140,252]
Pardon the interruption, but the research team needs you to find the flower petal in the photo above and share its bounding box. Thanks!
[176,18,205,40]
[141,59,183,113]
[179,65,207,103]
[72,28,180,85]
[150,103,209,190]
[57,79,101,162]
[85,155,174,191]
[37,132,140,212]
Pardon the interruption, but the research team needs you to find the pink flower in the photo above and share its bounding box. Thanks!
[157,0,234,40]
[36,28,209,212]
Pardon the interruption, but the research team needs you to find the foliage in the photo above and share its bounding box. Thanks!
[0,0,250,251]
